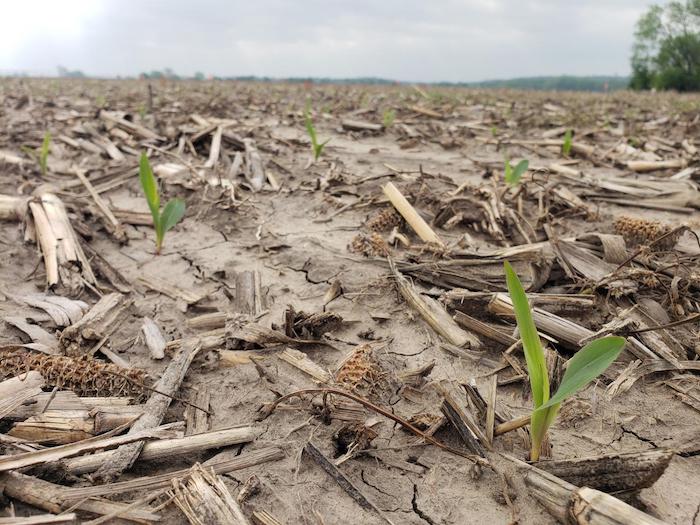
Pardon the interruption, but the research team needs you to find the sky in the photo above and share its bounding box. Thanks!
[0,0,657,82]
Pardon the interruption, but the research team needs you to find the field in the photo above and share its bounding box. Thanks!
[0,79,699,524]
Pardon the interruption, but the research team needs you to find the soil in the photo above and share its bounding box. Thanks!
[0,79,699,524]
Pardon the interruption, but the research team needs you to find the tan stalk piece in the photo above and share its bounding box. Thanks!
[383,182,444,246]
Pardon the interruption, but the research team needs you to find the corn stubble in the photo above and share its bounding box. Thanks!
[614,215,680,250]
[0,348,148,398]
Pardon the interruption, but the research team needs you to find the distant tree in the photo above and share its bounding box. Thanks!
[630,1,700,91]
[163,67,179,80]
[57,65,85,78]
[193,71,205,81]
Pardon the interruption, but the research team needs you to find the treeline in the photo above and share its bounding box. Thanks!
[452,75,629,92]
[50,66,631,92]
[211,75,629,92]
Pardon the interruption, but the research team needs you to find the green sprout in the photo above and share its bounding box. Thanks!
[504,159,529,186]
[490,126,498,138]
[304,103,330,161]
[383,109,396,128]
[39,132,51,176]
[139,153,186,254]
[504,261,625,462]
[138,103,147,119]
[562,129,573,156]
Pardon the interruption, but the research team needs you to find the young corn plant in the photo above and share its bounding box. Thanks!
[139,153,186,254]
[39,131,51,176]
[383,109,396,128]
[504,261,625,461]
[504,158,529,186]
[562,129,573,157]
[304,104,330,161]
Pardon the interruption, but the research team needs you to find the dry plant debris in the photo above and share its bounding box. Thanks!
[0,349,148,398]
[614,215,681,250]
[0,79,698,524]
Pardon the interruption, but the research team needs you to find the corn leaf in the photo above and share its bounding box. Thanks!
[508,159,529,186]
[305,112,317,146]
[536,336,625,412]
[39,132,51,176]
[504,261,549,407]
[160,198,186,234]
[562,129,573,156]
[139,153,160,228]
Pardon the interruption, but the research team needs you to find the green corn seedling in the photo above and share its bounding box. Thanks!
[383,109,396,128]
[504,261,625,461]
[304,104,330,161]
[39,132,51,176]
[139,153,186,254]
[562,129,573,156]
[504,159,529,186]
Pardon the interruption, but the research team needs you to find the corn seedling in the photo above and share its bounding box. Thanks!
[139,153,186,254]
[504,261,625,461]
[39,131,51,176]
[562,129,573,156]
[504,158,529,186]
[304,103,330,161]
[383,109,396,128]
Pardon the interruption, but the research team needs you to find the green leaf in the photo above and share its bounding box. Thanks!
[504,161,512,183]
[314,138,331,160]
[562,129,573,156]
[305,110,317,147]
[536,336,625,412]
[160,198,186,234]
[504,261,549,408]
[39,131,51,176]
[139,152,160,228]
[505,159,529,186]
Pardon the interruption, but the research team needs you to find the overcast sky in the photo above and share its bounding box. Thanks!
[0,0,657,82]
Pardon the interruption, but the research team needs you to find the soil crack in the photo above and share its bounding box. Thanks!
[412,483,437,525]
[621,426,658,448]
[360,469,397,500]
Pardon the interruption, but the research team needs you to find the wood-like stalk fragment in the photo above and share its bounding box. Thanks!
[171,464,251,525]
[0,471,161,522]
[0,423,174,472]
[93,343,201,482]
[74,168,126,242]
[0,194,28,221]
[64,424,255,474]
[60,293,131,356]
[538,449,674,494]
[383,182,443,245]
[62,446,283,499]
[142,316,166,359]
[0,372,44,420]
[389,259,480,348]
[503,453,669,525]
[304,442,395,525]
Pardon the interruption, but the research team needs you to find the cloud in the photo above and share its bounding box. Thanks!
[1,0,656,81]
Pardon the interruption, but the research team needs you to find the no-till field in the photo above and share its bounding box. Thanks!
[0,79,699,524]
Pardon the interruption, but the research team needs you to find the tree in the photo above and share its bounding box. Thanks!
[631,1,700,91]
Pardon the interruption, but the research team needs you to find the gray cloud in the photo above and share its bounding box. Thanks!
[2,0,659,81]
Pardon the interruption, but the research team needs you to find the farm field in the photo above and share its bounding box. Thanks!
[0,79,699,524]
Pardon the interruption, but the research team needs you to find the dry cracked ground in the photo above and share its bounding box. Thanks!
[0,79,699,524]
